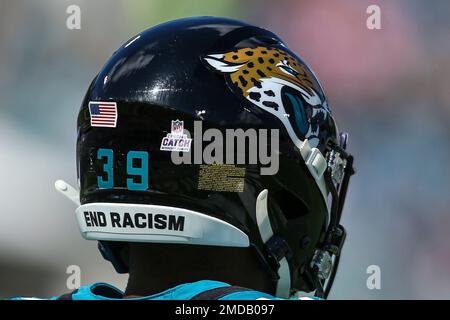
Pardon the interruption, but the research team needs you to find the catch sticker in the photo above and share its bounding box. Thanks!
[160,120,192,152]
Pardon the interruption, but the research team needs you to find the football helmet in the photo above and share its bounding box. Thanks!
[56,16,354,298]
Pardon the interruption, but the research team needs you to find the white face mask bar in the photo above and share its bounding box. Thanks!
[54,180,249,247]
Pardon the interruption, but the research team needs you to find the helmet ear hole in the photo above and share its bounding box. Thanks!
[272,190,310,221]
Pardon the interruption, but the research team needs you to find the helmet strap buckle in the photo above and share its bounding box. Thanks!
[264,235,293,271]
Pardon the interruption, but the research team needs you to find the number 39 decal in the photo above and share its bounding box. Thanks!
[97,148,149,191]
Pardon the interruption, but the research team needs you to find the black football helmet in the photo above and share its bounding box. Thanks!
[56,16,354,298]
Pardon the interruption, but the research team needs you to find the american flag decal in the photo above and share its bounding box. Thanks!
[89,102,118,128]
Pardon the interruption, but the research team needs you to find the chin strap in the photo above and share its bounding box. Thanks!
[256,189,292,298]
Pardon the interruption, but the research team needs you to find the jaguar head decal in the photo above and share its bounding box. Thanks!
[204,46,332,148]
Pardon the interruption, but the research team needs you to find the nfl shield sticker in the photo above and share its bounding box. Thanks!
[160,120,192,152]
[89,101,118,128]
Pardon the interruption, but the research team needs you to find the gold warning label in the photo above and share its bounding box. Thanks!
[198,164,246,192]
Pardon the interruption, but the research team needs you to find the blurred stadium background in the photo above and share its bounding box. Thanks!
[1,0,449,299]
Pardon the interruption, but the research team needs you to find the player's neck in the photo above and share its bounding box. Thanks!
[123,243,275,297]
